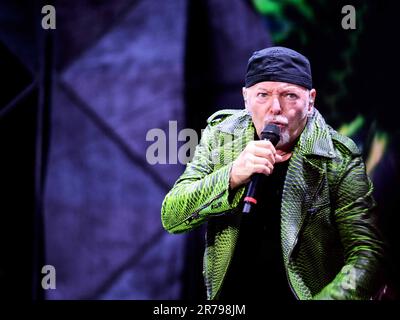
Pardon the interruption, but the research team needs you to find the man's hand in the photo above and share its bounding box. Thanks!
[229,140,283,189]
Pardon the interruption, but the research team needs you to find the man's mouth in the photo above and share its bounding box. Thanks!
[268,121,287,129]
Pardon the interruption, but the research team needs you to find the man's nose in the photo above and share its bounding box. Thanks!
[269,96,281,114]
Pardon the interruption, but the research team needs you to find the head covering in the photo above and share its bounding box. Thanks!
[245,46,312,89]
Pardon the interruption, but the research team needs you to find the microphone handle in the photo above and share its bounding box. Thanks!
[242,173,262,214]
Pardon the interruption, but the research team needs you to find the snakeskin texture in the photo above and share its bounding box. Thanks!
[161,108,384,300]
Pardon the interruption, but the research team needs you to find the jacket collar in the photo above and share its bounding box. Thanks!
[295,109,336,158]
[216,108,336,159]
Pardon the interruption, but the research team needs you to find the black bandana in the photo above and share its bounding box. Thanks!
[245,46,312,90]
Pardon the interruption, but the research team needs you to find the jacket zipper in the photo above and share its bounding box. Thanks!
[188,191,227,219]
[168,191,227,230]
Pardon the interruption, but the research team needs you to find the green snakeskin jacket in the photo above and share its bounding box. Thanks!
[161,108,384,300]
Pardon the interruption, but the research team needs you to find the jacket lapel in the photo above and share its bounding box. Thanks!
[281,152,326,266]
[281,109,336,267]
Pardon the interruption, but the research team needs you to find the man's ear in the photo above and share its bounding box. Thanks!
[309,89,316,114]
[242,87,248,108]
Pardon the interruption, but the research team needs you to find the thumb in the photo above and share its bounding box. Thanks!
[275,153,283,163]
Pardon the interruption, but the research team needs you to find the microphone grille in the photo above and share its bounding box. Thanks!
[261,124,280,145]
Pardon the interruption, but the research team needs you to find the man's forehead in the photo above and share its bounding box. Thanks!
[251,81,307,92]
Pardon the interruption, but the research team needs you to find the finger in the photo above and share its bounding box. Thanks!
[255,141,277,158]
[275,153,283,163]
[253,140,276,150]
[250,156,274,171]
[253,145,276,160]
[244,155,274,173]
[252,164,273,176]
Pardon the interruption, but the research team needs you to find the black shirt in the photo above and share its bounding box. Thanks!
[218,159,295,301]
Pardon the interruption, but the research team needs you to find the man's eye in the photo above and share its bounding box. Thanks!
[285,93,298,100]
[257,93,268,98]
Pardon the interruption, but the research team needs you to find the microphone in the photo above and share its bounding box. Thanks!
[242,123,280,214]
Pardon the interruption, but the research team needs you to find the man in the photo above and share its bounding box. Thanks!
[161,47,384,300]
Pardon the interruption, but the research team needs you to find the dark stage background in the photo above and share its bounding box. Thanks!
[0,0,399,300]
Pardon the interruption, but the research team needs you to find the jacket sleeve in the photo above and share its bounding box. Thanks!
[161,123,245,234]
[313,155,385,300]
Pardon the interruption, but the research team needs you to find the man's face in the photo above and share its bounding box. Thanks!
[243,81,316,151]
